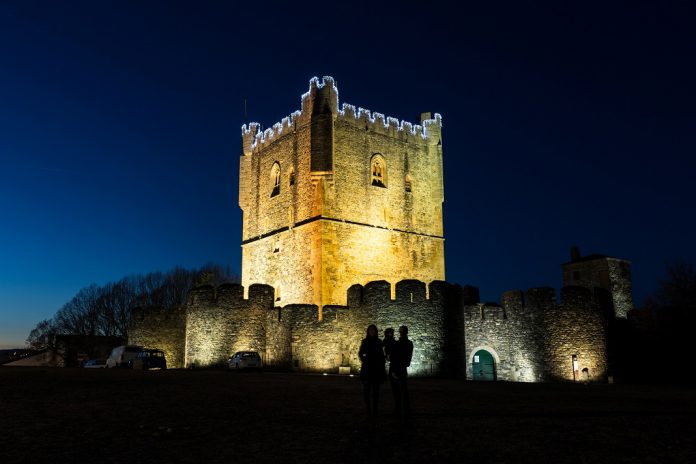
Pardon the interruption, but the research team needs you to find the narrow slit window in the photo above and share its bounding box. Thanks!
[270,162,281,197]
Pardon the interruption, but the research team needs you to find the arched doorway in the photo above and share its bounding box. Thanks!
[472,349,497,381]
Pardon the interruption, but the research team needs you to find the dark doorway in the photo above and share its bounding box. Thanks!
[472,349,496,381]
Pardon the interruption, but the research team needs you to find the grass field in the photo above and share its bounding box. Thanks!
[0,367,694,463]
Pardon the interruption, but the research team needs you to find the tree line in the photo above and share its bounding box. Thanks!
[26,264,239,350]
[611,260,696,384]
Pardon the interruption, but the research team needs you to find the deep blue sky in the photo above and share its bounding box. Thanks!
[1,1,695,347]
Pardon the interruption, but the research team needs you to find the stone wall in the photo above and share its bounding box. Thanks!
[129,306,187,368]
[340,280,455,376]
[563,255,634,318]
[464,286,608,382]
[331,109,442,237]
[262,280,460,376]
[128,279,611,382]
[543,286,608,381]
[185,283,273,367]
[606,259,634,319]
[241,222,321,308]
[285,305,345,372]
[464,290,545,383]
[320,221,445,308]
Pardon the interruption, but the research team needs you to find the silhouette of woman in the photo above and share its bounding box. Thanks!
[358,324,386,418]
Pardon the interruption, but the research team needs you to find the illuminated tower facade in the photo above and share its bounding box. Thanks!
[239,77,445,313]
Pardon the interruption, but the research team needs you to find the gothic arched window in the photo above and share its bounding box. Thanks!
[270,162,281,197]
[404,174,413,193]
[289,167,295,186]
[370,154,387,188]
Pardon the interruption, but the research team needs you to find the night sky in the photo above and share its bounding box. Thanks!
[1,1,695,347]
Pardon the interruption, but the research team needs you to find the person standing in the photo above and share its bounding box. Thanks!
[392,325,414,420]
[383,327,395,362]
[382,327,400,415]
[358,324,386,418]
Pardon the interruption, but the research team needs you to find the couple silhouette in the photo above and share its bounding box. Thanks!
[358,324,413,421]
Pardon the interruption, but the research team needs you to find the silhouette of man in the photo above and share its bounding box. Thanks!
[391,325,414,421]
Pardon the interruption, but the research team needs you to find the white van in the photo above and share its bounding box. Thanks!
[106,345,142,368]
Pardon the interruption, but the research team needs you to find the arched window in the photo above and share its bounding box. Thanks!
[289,167,295,186]
[404,174,413,193]
[270,162,281,197]
[370,154,387,188]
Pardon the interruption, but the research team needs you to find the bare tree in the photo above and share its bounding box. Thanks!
[655,260,696,310]
[26,263,240,345]
[26,319,57,350]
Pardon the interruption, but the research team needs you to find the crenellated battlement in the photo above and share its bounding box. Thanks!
[130,276,613,382]
[464,303,506,321]
[462,286,607,322]
[240,76,442,154]
[337,103,442,144]
[187,283,274,309]
[347,279,456,307]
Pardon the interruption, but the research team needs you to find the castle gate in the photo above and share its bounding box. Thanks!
[472,349,497,381]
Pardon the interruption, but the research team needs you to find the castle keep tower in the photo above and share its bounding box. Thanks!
[239,77,445,311]
[129,77,625,380]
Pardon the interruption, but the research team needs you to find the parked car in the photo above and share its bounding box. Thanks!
[228,351,262,370]
[130,349,167,371]
[106,345,143,368]
[83,359,107,368]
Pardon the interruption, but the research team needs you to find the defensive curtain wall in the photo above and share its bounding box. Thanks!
[129,280,608,382]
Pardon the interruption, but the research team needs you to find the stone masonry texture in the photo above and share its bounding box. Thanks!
[128,77,629,383]
[239,76,445,310]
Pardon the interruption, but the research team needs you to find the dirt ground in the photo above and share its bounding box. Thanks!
[0,368,694,464]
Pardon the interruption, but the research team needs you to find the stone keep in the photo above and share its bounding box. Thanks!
[239,77,445,312]
[129,76,636,383]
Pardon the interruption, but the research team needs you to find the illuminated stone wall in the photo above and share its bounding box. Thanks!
[129,307,186,368]
[184,283,273,367]
[542,286,608,381]
[264,280,463,376]
[464,291,545,382]
[239,77,445,309]
[464,286,608,382]
[129,280,611,381]
[280,304,345,372]
[338,280,456,376]
[242,224,321,308]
